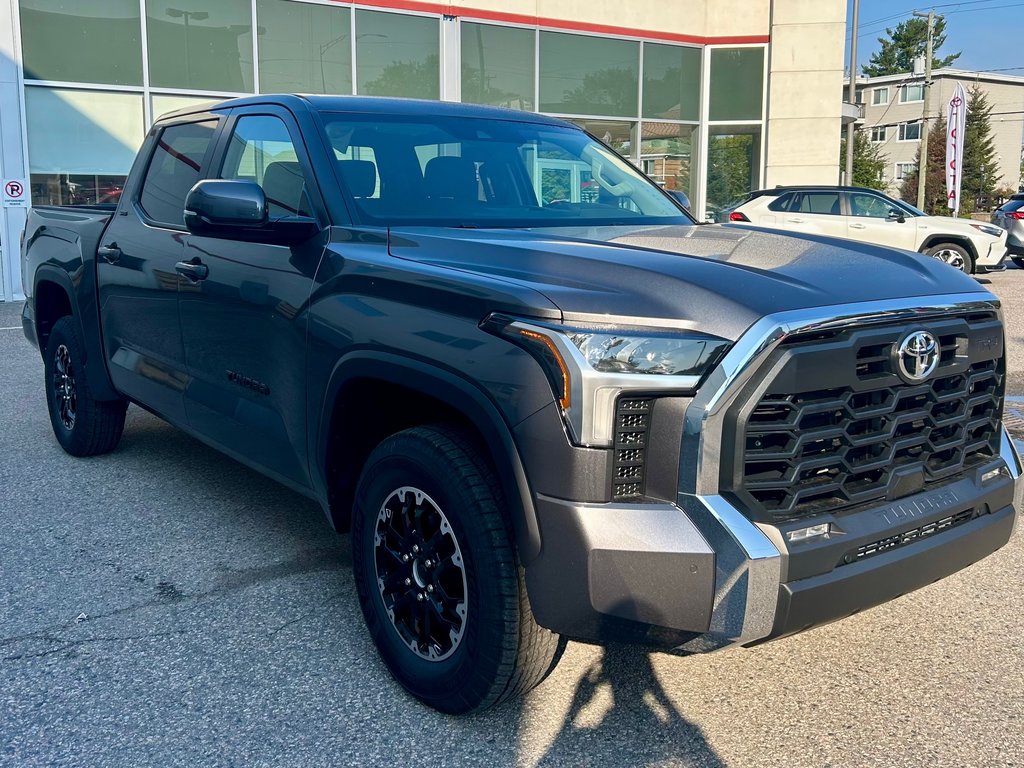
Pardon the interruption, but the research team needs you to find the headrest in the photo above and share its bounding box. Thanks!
[338,160,377,198]
[423,156,478,201]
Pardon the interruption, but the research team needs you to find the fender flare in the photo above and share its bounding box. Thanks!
[33,265,120,401]
[920,235,978,261]
[314,351,542,564]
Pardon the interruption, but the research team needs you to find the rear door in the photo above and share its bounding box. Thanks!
[776,190,848,239]
[178,107,327,488]
[97,115,221,424]
[845,190,917,251]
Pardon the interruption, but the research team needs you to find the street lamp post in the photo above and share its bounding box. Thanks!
[166,8,209,88]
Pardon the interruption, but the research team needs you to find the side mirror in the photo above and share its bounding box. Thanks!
[184,179,268,232]
[667,189,692,212]
[184,179,320,244]
[887,208,906,223]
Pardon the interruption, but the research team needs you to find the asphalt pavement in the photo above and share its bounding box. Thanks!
[1,274,1023,768]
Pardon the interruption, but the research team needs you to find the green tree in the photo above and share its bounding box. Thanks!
[899,115,955,215]
[961,85,998,210]
[361,55,440,99]
[840,130,889,190]
[706,134,757,214]
[862,17,960,77]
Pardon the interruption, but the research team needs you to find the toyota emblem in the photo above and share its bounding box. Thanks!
[895,330,939,382]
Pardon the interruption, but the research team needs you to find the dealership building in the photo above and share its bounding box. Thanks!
[0,0,846,301]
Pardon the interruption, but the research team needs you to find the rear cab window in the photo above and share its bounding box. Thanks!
[138,120,218,227]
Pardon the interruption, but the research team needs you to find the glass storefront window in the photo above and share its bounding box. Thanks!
[639,123,695,203]
[20,0,143,86]
[256,0,351,95]
[356,10,439,99]
[461,23,534,111]
[568,119,634,158]
[146,0,254,92]
[26,87,145,206]
[642,43,700,121]
[152,94,217,120]
[539,32,639,117]
[709,48,764,122]
[705,126,762,221]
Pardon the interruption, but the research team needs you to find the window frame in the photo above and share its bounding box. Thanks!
[871,87,889,106]
[899,83,925,104]
[894,161,917,181]
[870,125,888,143]
[133,113,224,231]
[897,122,921,142]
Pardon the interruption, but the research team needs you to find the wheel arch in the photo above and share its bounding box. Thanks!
[920,235,978,262]
[315,352,542,564]
[32,265,120,401]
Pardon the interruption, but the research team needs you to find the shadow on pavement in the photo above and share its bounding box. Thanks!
[530,642,725,768]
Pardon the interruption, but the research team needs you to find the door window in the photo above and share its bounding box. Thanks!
[139,120,217,226]
[791,192,841,215]
[849,193,893,218]
[221,115,313,218]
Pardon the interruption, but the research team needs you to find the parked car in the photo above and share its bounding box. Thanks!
[21,95,1021,714]
[727,185,1008,274]
[992,193,1024,267]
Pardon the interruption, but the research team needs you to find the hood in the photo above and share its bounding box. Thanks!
[387,224,990,341]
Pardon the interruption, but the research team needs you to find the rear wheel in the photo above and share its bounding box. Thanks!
[924,242,973,273]
[351,425,564,714]
[44,316,127,456]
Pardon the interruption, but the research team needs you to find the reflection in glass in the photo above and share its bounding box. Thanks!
[709,48,765,122]
[146,0,254,92]
[705,126,762,220]
[20,0,143,86]
[461,23,534,110]
[26,87,144,206]
[152,94,217,120]
[356,10,439,99]
[257,0,351,94]
[642,43,700,121]
[568,120,634,158]
[539,32,639,117]
[639,123,695,203]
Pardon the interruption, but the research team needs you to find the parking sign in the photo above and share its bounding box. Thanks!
[3,179,28,208]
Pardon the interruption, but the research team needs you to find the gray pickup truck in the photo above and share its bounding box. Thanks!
[21,95,1021,714]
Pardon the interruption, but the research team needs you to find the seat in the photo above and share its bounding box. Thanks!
[262,161,311,217]
[830,197,841,215]
[423,156,479,203]
[337,159,377,199]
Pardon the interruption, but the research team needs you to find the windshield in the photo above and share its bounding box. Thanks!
[319,112,692,228]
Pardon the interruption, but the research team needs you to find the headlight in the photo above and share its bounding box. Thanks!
[970,223,1004,237]
[483,314,731,446]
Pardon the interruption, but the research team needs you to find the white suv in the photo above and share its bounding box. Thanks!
[726,186,1008,274]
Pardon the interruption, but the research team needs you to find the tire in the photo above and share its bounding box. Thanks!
[1012,257,1024,269]
[44,316,127,457]
[924,242,973,274]
[351,425,565,714]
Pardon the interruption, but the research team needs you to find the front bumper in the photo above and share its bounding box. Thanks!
[975,239,1008,272]
[523,294,1020,652]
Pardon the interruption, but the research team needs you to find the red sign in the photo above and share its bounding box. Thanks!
[5,181,23,198]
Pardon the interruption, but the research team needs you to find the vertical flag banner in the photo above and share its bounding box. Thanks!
[946,83,967,215]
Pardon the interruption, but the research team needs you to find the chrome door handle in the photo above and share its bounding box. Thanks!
[98,243,122,263]
[175,258,209,282]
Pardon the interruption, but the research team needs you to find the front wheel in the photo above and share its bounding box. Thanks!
[1012,256,1024,269]
[351,425,564,714]
[44,316,127,456]
[924,242,973,274]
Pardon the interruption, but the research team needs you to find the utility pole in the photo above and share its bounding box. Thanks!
[913,10,936,210]
[845,0,860,185]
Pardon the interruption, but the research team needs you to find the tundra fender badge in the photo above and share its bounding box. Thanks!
[227,370,270,396]
[893,329,939,383]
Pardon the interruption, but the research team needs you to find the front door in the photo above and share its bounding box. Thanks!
[845,191,919,251]
[178,110,326,488]
[97,117,220,424]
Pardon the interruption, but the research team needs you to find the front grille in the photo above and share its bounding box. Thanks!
[612,397,652,500]
[726,314,1004,523]
[841,508,978,565]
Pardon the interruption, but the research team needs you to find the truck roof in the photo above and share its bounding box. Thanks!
[154,93,574,128]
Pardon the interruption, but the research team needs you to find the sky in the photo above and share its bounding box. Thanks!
[845,0,1024,76]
